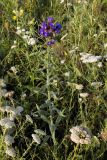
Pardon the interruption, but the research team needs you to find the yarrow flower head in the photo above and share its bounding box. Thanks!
[6,147,16,157]
[0,118,15,129]
[70,126,92,144]
[4,135,14,146]
[32,134,41,144]
[39,17,62,46]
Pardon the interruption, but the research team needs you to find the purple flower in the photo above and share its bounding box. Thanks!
[55,23,62,30]
[47,39,56,46]
[41,22,47,29]
[39,28,44,35]
[44,31,50,37]
[54,22,62,33]
[39,17,62,46]
[47,17,54,23]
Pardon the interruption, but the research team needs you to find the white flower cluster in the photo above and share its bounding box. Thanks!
[80,52,102,63]
[80,52,107,64]
[0,79,24,157]
[74,84,83,90]
[0,118,15,129]
[0,79,7,97]
[64,72,70,77]
[0,79,46,157]
[16,26,36,46]
[0,106,23,157]
[60,0,64,3]
[91,82,103,87]
[0,115,16,157]
[80,92,89,98]
[10,66,17,74]
[70,126,92,144]
[97,62,103,68]
[32,128,46,144]
[0,79,14,98]
[0,105,23,120]
[5,147,16,158]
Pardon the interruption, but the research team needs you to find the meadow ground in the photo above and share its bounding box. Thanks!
[0,0,107,159]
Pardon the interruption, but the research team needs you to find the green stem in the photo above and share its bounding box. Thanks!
[72,144,79,160]
[20,141,34,160]
[46,49,50,101]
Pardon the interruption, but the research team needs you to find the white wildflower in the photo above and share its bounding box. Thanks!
[79,98,82,102]
[34,129,46,136]
[4,91,14,98]
[28,38,36,45]
[10,66,17,74]
[91,82,103,87]
[60,0,64,3]
[75,84,83,90]
[21,28,25,32]
[80,92,89,98]
[6,147,16,157]
[22,35,30,40]
[93,34,97,37]
[25,31,30,35]
[4,135,14,145]
[64,72,70,77]
[70,132,80,144]
[0,88,7,97]
[0,118,15,128]
[70,126,92,144]
[11,106,23,116]
[16,26,20,30]
[0,79,6,88]
[14,40,17,44]
[26,114,33,123]
[80,53,102,63]
[97,62,102,68]
[21,93,26,100]
[9,114,16,121]
[82,56,102,63]
[80,52,92,58]
[0,118,11,126]
[0,106,14,113]
[60,59,65,64]
[32,134,41,144]
[77,0,88,5]
[16,29,22,35]
[5,121,15,129]
[16,106,23,113]
[4,106,11,112]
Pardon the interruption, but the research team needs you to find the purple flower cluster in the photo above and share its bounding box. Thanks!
[39,17,62,46]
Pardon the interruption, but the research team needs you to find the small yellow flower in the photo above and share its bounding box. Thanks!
[12,16,17,20]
